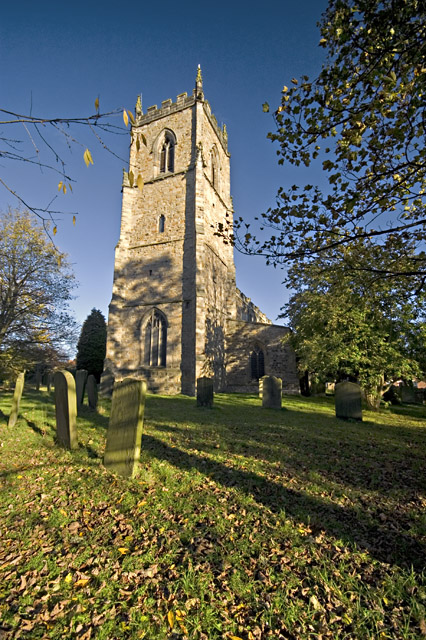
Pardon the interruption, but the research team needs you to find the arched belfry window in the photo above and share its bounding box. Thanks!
[250,347,265,380]
[159,214,165,233]
[143,310,167,367]
[160,132,175,173]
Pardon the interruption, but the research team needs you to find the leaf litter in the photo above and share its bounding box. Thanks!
[0,391,425,638]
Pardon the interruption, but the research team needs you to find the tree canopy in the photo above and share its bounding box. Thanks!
[0,209,77,378]
[283,241,424,408]
[76,308,107,382]
[236,0,426,293]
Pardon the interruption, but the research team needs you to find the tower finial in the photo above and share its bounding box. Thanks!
[135,94,142,117]
[194,64,204,100]
[196,64,203,86]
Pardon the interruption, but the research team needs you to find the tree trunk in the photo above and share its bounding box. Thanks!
[364,375,385,411]
[365,391,381,411]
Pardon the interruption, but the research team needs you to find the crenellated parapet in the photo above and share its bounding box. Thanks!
[133,67,229,154]
[135,91,195,127]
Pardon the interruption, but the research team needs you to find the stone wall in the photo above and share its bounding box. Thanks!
[104,92,197,394]
[102,71,299,397]
[235,289,271,324]
[225,320,299,394]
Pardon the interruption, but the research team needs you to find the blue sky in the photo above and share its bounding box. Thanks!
[1,0,327,340]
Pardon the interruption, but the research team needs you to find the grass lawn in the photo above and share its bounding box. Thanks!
[0,389,425,639]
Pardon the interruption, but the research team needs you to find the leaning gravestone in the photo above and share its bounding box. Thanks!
[8,372,25,428]
[104,378,147,478]
[197,377,214,407]
[262,375,282,409]
[86,374,98,410]
[75,369,88,413]
[54,370,77,449]
[335,381,362,421]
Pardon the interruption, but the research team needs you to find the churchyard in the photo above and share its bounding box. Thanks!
[0,386,425,639]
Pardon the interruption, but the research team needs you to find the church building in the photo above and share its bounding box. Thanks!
[101,68,299,396]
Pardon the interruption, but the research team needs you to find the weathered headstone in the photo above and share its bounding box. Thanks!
[335,381,362,421]
[54,370,77,449]
[325,382,335,395]
[35,370,42,391]
[258,377,263,397]
[104,378,146,477]
[47,372,54,393]
[8,372,25,428]
[197,377,214,407]
[86,374,98,410]
[311,381,326,395]
[99,369,115,396]
[75,369,88,413]
[414,388,426,405]
[400,385,415,404]
[261,375,282,409]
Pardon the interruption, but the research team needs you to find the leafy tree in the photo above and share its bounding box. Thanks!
[0,209,77,377]
[237,0,426,292]
[76,309,107,382]
[283,243,424,409]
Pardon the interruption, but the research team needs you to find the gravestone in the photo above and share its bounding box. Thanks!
[75,369,88,413]
[414,388,426,405]
[258,377,263,397]
[35,370,42,391]
[99,370,115,396]
[54,370,77,449]
[86,374,98,410]
[197,377,214,407]
[335,381,362,421]
[311,381,326,395]
[47,372,54,393]
[400,386,415,404]
[261,375,282,409]
[104,378,147,477]
[8,372,25,428]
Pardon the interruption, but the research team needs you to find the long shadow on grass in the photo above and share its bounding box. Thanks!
[142,434,426,572]
[146,397,426,496]
[23,416,55,436]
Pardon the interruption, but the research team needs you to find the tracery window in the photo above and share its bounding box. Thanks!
[160,133,175,173]
[250,347,265,380]
[143,310,167,367]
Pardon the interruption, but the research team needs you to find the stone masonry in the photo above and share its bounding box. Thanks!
[102,67,299,396]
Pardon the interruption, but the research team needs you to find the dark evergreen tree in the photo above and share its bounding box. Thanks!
[76,309,107,382]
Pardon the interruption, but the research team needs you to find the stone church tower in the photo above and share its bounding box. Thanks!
[102,68,299,396]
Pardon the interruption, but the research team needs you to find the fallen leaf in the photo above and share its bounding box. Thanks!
[68,521,80,534]
[74,578,90,588]
[167,610,175,629]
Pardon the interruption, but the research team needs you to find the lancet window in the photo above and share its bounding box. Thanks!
[160,132,175,173]
[143,310,167,367]
[250,347,265,380]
